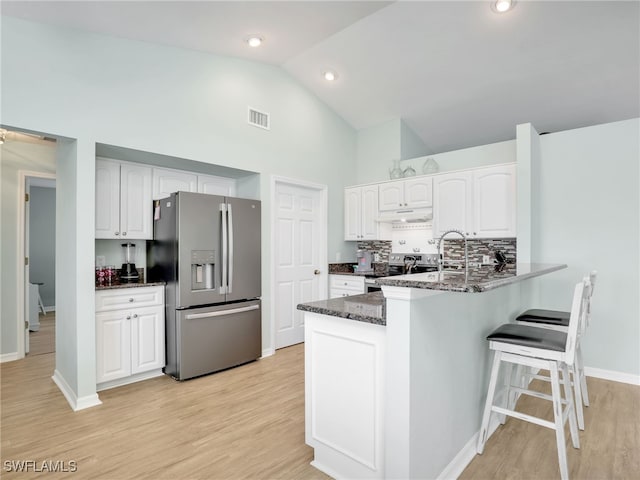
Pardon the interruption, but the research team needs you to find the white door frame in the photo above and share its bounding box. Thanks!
[270,175,328,354]
[17,170,56,359]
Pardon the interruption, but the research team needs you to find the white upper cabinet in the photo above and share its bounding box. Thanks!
[378,180,404,211]
[473,164,516,238]
[344,185,384,241]
[152,167,197,200]
[96,158,152,240]
[197,174,236,197]
[379,177,432,211]
[404,177,433,208]
[433,171,474,237]
[432,163,516,239]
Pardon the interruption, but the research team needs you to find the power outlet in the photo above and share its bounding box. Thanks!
[482,255,491,265]
[96,255,106,266]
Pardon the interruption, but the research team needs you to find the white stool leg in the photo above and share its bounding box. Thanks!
[500,361,514,425]
[562,363,580,447]
[577,344,589,407]
[550,362,569,480]
[38,291,46,315]
[477,350,502,454]
[571,362,585,431]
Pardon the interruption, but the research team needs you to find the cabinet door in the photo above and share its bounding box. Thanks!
[360,185,379,240]
[433,171,474,237]
[95,159,121,239]
[152,167,197,200]
[378,181,405,211]
[198,174,236,197]
[130,305,165,375]
[96,310,131,383]
[344,187,362,241]
[404,177,433,208]
[120,163,153,240]
[473,164,516,238]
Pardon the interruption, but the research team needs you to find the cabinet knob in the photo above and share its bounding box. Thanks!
[404,203,408,206]
[129,298,134,302]
[126,315,131,320]
[133,314,138,318]
[314,269,321,275]
[115,232,120,236]
[122,232,127,236]
[343,282,348,285]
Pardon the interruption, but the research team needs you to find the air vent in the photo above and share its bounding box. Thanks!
[248,107,270,130]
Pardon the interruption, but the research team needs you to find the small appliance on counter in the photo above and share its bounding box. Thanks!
[119,242,140,283]
[356,250,373,273]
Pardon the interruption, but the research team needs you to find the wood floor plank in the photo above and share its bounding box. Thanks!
[2,340,638,479]
[461,376,640,479]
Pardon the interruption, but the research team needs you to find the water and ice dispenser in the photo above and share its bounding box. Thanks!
[191,250,215,290]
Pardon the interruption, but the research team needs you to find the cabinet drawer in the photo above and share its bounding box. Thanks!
[96,286,164,312]
[329,275,365,291]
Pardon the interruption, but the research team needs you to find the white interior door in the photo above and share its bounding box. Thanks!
[273,180,326,349]
[24,180,31,355]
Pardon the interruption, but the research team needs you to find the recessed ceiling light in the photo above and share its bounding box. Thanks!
[492,0,515,13]
[324,70,337,82]
[246,36,263,48]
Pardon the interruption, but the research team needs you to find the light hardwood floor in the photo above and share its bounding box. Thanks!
[2,342,638,479]
[28,313,55,356]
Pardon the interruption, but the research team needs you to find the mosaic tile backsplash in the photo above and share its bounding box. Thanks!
[443,238,517,264]
[356,241,393,262]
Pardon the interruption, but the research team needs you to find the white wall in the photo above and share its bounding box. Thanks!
[1,17,358,400]
[533,118,639,376]
[29,186,56,306]
[0,140,56,355]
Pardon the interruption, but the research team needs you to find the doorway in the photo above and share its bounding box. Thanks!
[26,177,57,356]
[17,171,57,358]
[271,177,328,350]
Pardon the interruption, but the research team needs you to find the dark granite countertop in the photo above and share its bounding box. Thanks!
[297,292,386,325]
[96,281,165,291]
[375,263,566,293]
[329,262,389,277]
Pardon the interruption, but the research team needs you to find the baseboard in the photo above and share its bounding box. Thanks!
[0,352,19,363]
[97,369,164,392]
[52,370,102,411]
[261,347,275,358]
[437,416,501,480]
[585,367,640,386]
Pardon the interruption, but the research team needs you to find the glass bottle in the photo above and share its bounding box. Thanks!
[422,157,439,174]
[389,159,403,179]
[403,165,416,177]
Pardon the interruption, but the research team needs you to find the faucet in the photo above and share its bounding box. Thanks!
[436,229,468,274]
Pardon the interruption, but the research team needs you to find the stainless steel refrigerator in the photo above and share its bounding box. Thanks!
[147,191,261,380]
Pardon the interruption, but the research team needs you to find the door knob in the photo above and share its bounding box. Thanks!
[314,269,321,275]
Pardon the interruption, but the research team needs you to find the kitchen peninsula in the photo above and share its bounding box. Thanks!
[298,263,566,479]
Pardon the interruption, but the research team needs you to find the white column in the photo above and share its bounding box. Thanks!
[382,286,443,479]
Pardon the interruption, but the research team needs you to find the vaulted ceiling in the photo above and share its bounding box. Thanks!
[3,1,639,153]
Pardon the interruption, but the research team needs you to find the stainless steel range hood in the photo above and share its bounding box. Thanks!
[376,207,433,224]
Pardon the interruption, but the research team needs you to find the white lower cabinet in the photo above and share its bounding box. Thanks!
[329,275,365,298]
[305,312,386,478]
[95,286,165,390]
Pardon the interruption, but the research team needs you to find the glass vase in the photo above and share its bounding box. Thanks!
[389,160,403,179]
[422,157,439,174]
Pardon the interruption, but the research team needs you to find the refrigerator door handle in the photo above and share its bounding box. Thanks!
[220,203,228,294]
[185,304,260,320]
[227,203,234,294]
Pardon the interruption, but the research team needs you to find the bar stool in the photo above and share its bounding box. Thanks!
[32,282,47,315]
[477,279,589,480]
[515,271,596,430]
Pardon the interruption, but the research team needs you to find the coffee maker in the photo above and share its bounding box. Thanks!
[356,249,373,273]
[119,242,140,283]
